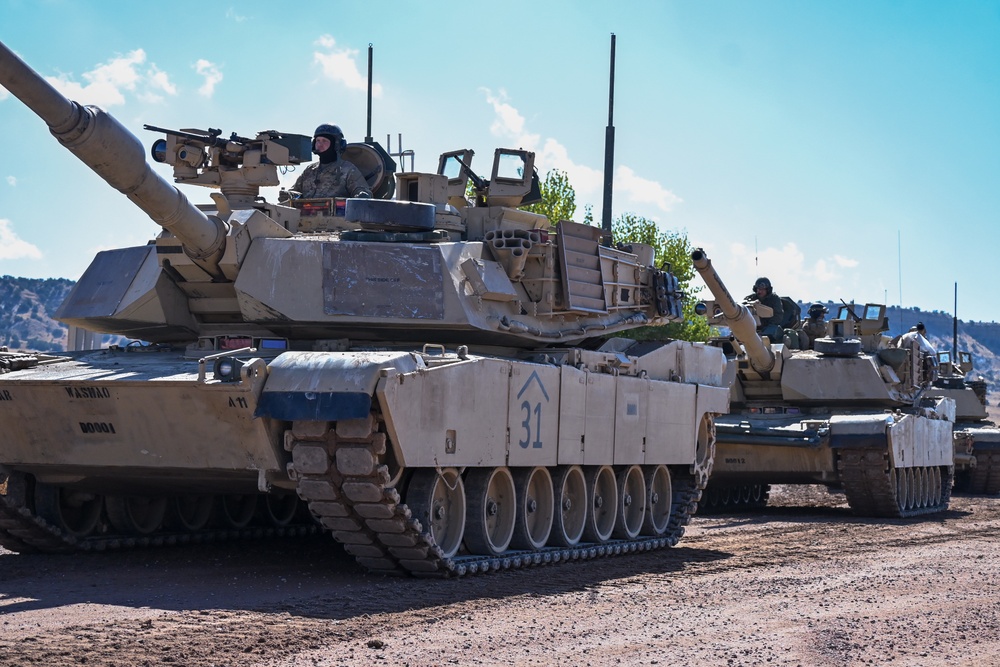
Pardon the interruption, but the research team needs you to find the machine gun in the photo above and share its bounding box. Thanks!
[144,125,312,209]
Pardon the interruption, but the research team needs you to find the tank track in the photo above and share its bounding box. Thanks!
[288,415,705,577]
[697,483,771,514]
[837,449,953,517]
[0,474,317,554]
[954,450,1000,495]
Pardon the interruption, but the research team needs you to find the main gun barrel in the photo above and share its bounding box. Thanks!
[0,40,226,276]
[691,248,775,373]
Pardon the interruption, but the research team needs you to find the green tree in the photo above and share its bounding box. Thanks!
[523,170,576,224]
[523,171,708,341]
[611,213,712,342]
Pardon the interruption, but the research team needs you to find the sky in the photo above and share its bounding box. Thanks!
[1,0,998,328]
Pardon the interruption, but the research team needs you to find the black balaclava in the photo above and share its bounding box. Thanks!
[315,133,339,164]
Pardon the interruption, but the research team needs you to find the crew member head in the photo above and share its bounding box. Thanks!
[753,277,772,299]
[807,303,828,320]
[312,123,346,164]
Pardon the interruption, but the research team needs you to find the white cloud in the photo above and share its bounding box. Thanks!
[40,50,180,107]
[226,7,249,22]
[46,49,146,107]
[195,59,223,97]
[481,88,540,150]
[0,84,8,100]
[313,35,382,96]
[6,176,15,187]
[481,89,681,219]
[834,254,859,268]
[147,66,177,96]
[0,219,42,260]
[698,241,871,306]
[536,137,604,195]
[615,165,682,213]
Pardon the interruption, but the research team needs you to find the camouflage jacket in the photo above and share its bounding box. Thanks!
[291,160,372,198]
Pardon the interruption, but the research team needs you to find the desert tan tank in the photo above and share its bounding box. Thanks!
[923,352,1000,494]
[0,40,729,575]
[691,250,954,517]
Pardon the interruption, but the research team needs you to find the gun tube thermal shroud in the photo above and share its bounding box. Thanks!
[691,248,775,373]
[0,40,227,278]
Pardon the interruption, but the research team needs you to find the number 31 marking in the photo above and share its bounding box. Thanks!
[519,400,543,449]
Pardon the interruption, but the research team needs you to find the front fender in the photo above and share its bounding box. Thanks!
[255,351,424,421]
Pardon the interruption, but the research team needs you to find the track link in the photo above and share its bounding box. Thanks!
[0,473,317,554]
[697,483,771,514]
[956,450,1000,495]
[289,414,706,577]
[838,449,953,517]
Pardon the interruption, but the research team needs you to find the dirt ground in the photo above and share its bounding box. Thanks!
[1,485,998,667]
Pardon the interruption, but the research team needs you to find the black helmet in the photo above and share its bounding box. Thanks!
[916,322,926,332]
[313,123,347,154]
[808,303,828,318]
[753,277,772,293]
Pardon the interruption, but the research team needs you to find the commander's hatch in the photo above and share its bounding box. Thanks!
[487,149,541,207]
[438,149,474,208]
[437,148,541,208]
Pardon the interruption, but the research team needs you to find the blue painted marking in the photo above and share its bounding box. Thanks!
[255,391,371,421]
[516,369,550,402]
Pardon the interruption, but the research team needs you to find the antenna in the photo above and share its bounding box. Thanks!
[953,281,958,357]
[365,44,374,144]
[386,133,415,173]
[897,229,903,332]
[600,33,616,247]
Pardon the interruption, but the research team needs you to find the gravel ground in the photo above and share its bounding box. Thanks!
[1,485,998,667]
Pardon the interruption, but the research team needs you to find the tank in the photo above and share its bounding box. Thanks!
[0,40,730,575]
[923,352,1000,494]
[690,249,955,517]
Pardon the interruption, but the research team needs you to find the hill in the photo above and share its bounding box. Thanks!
[0,276,75,352]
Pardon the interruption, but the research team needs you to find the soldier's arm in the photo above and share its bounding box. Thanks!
[291,166,312,196]
[348,165,373,198]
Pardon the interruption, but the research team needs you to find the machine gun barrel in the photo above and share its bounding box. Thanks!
[691,248,775,373]
[0,40,226,277]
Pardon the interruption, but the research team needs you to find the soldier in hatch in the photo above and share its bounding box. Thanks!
[801,303,829,345]
[290,123,372,199]
[744,277,784,341]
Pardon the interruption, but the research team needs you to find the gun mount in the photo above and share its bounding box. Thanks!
[145,125,312,209]
[690,250,955,518]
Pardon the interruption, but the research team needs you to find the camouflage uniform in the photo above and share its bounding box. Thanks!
[802,318,828,342]
[292,160,372,198]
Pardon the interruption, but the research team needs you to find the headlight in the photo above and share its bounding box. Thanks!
[213,357,245,382]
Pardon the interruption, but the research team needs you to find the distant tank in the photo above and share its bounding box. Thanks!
[923,351,1000,494]
[691,250,955,517]
[0,40,729,574]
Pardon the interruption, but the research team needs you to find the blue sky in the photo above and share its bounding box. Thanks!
[1,0,998,326]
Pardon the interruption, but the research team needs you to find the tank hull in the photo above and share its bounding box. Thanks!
[0,343,729,574]
[703,407,955,516]
[922,385,1000,495]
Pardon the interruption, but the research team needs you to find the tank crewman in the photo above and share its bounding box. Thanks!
[801,303,829,345]
[899,322,937,355]
[895,322,938,383]
[744,277,784,341]
[290,124,373,199]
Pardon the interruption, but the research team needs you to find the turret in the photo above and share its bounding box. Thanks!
[0,40,227,278]
[1,38,683,349]
[691,249,775,373]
